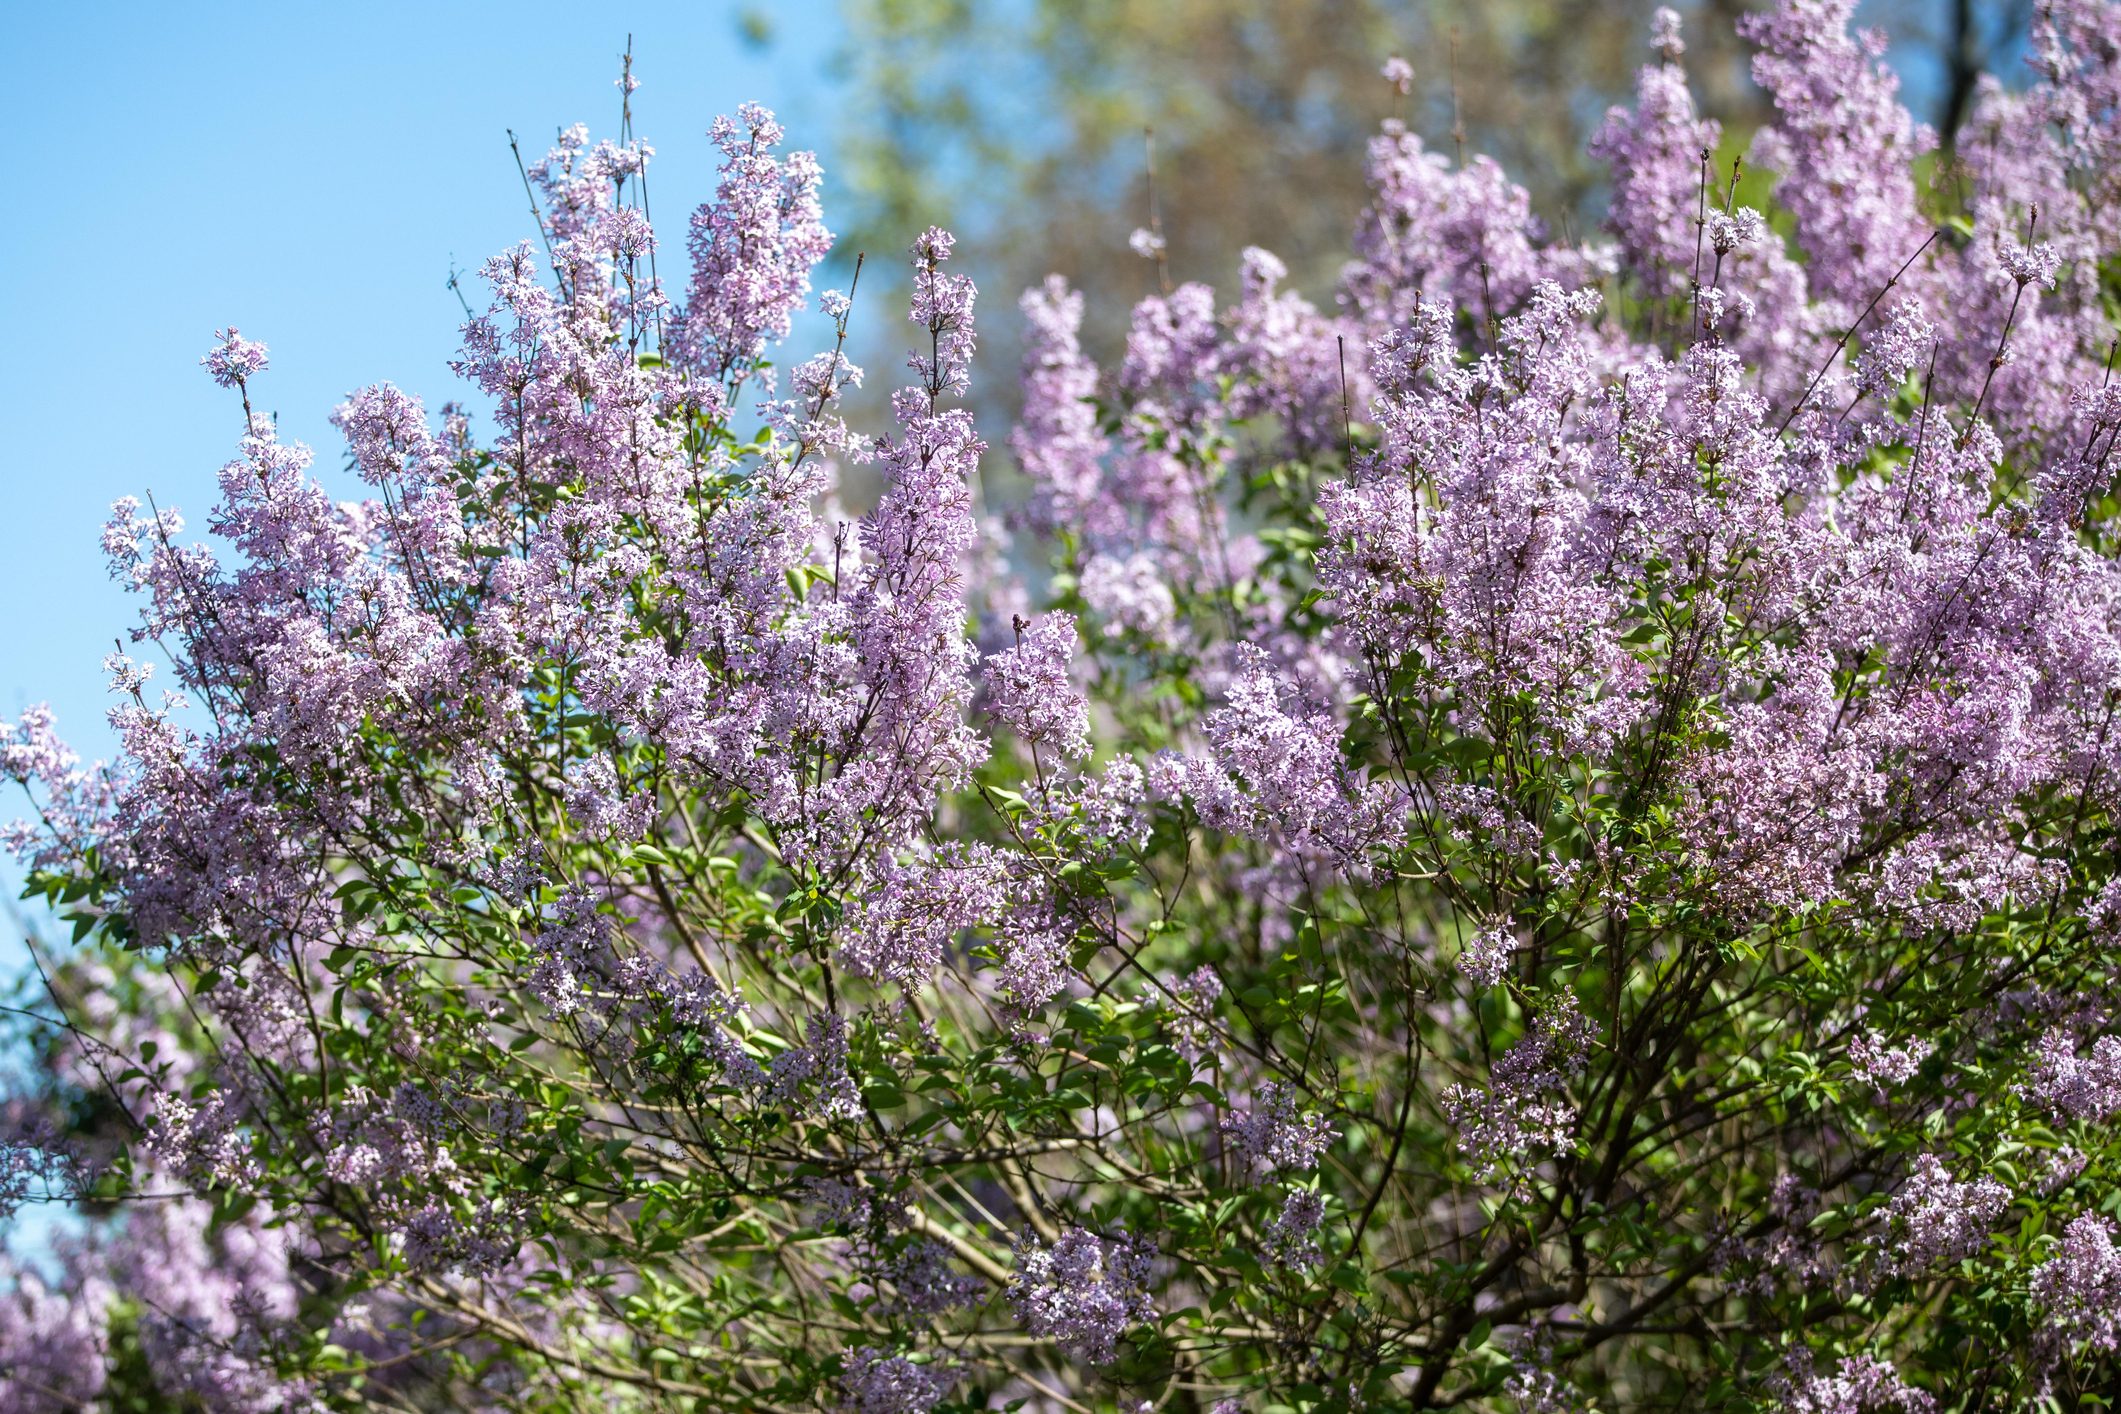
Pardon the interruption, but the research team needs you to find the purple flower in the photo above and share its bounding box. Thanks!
[1221,1083,1337,1181]
[1009,1226,1157,1365]
[1179,643,1406,877]
[1079,552,1176,643]
[1010,276,1108,536]
[1850,297,1934,400]
[1166,964,1223,1063]
[2031,1213,2121,1356]
[839,845,1007,992]
[1443,991,1595,1181]
[0,1257,108,1413]
[984,611,1091,760]
[1999,239,2061,289]
[907,226,977,400]
[1457,925,1520,990]
[838,1347,956,1414]
[1264,1189,1327,1269]
[1588,12,1720,299]
[2021,1030,2121,1122]
[202,327,269,388]
[1741,0,1933,311]
[1772,1352,1935,1414]
[1707,206,1768,256]
[668,102,831,385]
[1847,1028,1932,1097]
[1868,1154,2009,1279]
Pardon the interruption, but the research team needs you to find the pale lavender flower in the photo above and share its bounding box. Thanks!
[1079,551,1177,644]
[670,103,832,383]
[908,226,977,399]
[2021,1030,2121,1122]
[0,1257,108,1412]
[1707,206,1768,255]
[1650,6,1686,60]
[1847,1028,1932,1097]
[1184,644,1406,877]
[101,652,152,697]
[1999,238,2061,289]
[1264,1189,1327,1269]
[0,1124,74,1223]
[1851,297,1934,399]
[1772,1351,1935,1414]
[767,1012,864,1121]
[876,1239,984,1320]
[1742,0,1933,310]
[1011,277,1108,535]
[1443,991,1595,1181]
[1505,1328,1586,1413]
[839,845,1007,992]
[1167,964,1223,1063]
[2036,1145,2088,1196]
[1587,12,1720,298]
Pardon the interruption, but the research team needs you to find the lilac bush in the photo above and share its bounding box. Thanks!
[4,1,2121,1408]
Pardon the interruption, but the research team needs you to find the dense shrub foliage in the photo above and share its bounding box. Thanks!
[6,2,2121,1409]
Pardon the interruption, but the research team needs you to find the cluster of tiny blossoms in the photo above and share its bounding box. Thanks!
[4,0,2121,1409]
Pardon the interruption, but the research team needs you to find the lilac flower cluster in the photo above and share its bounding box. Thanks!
[0,1196,316,1413]
[1772,1352,1936,1414]
[1456,924,1519,990]
[1263,1188,1328,1270]
[2030,1214,2121,1356]
[838,1346,957,1414]
[983,611,1091,761]
[201,326,269,389]
[2021,1029,2121,1122]
[1008,1227,1157,1365]
[670,102,831,385]
[1867,1154,2010,1280]
[807,1178,982,1322]
[1847,1028,1933,1098]
[1219,1083,1338,1182]
[0,1256,108,1412]
[1442,992,1594,1180]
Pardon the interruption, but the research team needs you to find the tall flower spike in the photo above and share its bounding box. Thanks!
[1589,8,1721,298]
[1741,0,1932,311]
[908,226,978,402]
[1011,276,1108,536]
[671,103,831,386]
